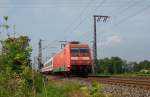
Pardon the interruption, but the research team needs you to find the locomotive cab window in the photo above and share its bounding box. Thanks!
[71,48,79,53]
[79,48,89,53]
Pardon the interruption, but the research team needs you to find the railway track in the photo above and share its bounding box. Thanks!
[45,74,150,90]
[71,76,150,90]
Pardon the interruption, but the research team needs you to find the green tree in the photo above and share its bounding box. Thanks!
[97,57,125,74]
[2,36,32,73]
[133,60,150,72]
[0,16,35,97]
[97,58,110,74]
[110,57,124,74]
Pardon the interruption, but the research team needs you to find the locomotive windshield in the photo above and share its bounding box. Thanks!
[71,48,89,53]
[79,48,89,53]
[71,48,79,53]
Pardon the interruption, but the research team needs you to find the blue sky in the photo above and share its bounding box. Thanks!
[0,0,150,62]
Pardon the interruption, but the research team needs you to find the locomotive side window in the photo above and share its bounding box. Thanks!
[79,48,89,53]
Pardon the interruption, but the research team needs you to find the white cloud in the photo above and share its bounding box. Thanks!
[98,35,123,48]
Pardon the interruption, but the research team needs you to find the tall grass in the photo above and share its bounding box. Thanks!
[36,78,115,97]
[36,79,89,97]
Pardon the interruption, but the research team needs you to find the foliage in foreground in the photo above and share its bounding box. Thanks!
[37,79,115,97]
[0,35,43,97]
[0,36,34,97]
[0,16,37,97]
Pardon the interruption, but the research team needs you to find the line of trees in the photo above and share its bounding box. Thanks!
[96,57,150,75]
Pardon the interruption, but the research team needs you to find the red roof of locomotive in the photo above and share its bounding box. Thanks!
[68,43,89,48]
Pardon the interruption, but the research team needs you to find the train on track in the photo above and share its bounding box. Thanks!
[41,41,92,76]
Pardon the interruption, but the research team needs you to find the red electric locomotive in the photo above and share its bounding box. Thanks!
[41,41,92,75]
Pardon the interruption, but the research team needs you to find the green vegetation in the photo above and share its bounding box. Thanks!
[0,16,37,97]
[96,56,150,76]
[90,81,103,97]
[37,79,114,97]
[0,36,34,97]
[37,80,86,97]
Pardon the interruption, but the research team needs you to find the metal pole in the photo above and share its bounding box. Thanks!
[38,39,43,70]
[94,16,97,63]
[92,15,110,74]
[92,16,97,74]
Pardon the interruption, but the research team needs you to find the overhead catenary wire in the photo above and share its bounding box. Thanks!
[64,0,107,43]
[40,0,96,49]
[103,0,148,27]
[1,0,150,55]
[113,4,150,26]
[0,1,149,8]
[112,0,144,18]
[62,0,93,39]
[76,0,148,37]
[100,0,147,26]
[75,0,149,49]
[68,0,106,34]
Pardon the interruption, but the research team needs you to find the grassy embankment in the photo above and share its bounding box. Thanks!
[36,78,114,97]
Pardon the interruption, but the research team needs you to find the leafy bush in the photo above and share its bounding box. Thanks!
[90,81,104,97]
